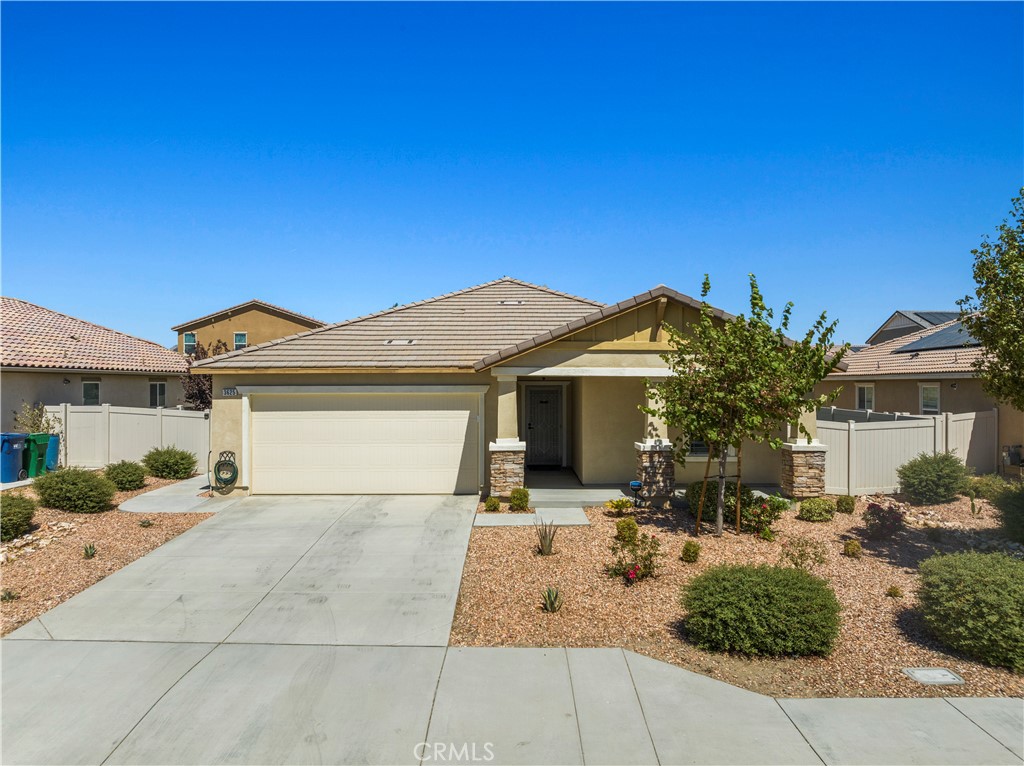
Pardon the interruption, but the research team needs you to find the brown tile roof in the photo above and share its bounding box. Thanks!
[829,318,981,378]
[2,297,188,374]
[193,278,605,370]
[171,299,325,332]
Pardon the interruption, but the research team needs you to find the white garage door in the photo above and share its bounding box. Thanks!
[250,392,482,495]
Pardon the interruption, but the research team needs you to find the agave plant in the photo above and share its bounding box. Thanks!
[535,519,557,556]
[541,587,563,613]
[83,543,96,559]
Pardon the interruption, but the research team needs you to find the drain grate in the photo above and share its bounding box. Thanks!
[902,667,965,685]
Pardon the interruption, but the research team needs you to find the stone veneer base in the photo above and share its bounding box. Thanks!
[781,443,828,499]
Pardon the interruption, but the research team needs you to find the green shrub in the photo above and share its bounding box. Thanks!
[604,497,634,514]
[896,452,970,505]
[34,468,116,514]
[1,493,36,542]
[615,517,639,546]
[483,496,501,513]
[777,537,827,570]
[994,483,1024,544]
[682,565,840,656]
[104,460,146,492]
[680,540,701,563]
[836,495,856,514]
[797,497,835,522]
[685,481,785,537]
[970,474,1012,502]
[918,552,1024,673]
[142,446,197,480]
[863,502,904,539]
[608,531,662,583]
[886,585,903,598]
[842,539,862,558]
[509,487,530,512]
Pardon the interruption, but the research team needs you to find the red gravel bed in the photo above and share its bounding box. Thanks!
[450,496,1024,698]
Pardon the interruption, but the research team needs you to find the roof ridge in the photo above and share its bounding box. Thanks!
[171,298,324,331]
[193,277,603,368]
[868,317,963,352]
[2,296,178,354]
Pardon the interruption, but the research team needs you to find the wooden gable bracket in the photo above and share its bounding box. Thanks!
[650,297,669,341]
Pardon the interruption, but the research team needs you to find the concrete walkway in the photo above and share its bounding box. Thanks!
[3,494,1021,766]
[119,474,238,514]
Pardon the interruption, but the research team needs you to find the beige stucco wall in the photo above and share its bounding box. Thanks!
[1,370,186,431]
[570,377,646,485]
[177,307,321,354]
[819,378,998,416]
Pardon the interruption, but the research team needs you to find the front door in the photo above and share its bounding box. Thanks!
[526,386,562,466]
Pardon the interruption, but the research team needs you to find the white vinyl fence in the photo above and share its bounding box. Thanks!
[817,408,999,496]
[44,404,210,470]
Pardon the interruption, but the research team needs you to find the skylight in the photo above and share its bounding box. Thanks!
[498,300,525,305]
[384,339,416,346]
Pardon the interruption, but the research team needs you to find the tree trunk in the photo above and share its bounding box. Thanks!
[735,444,744,534]
[715,449,728,536]
[695,454,712,537]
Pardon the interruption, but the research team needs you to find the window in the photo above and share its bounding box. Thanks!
[856,384,875,411]
[183,332,197,355]
[687,440,736,458]
[233,332,248,351]
[82,380,100,406]
[150,381,166,408]
[920,384,941,415]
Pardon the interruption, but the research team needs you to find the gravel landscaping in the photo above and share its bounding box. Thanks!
[1,477,212,635]
[450,495,1024,698]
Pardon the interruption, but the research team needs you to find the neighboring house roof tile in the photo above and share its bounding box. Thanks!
[830,319,981,378]
[1,297,188,374]
[193,278,605,370]
[865,309,960,345]
[171,299,325,332]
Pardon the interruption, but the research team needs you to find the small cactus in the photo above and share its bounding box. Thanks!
[139,519,154,528]
[535,519,557,556]
[83,543,97,559]
[541,587,563,613]
[0,589,19,602]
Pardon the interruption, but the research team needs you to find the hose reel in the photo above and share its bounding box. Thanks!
[213,451,238,487]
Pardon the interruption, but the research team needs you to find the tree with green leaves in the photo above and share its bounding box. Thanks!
[645,275,845,535]
[958,190,1024,411]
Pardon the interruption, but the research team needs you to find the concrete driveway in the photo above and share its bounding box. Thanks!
[3,494,1021,766]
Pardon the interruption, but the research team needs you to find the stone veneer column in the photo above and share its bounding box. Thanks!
[781,441,828,499]
[488,440,525,498]
[635,441,675,503]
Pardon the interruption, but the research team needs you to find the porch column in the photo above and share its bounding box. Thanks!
[635,381,674,504]
[781,409,827,498]
[489,375,525,497]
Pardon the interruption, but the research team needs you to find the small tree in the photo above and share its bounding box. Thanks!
[13,402,62,435]
[646,275,844,535]
[957,190,1024,411]
[181,339,230,410]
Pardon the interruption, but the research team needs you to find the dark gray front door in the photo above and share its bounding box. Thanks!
[526,386,562,466]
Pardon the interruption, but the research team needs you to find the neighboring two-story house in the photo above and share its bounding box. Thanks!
[172,300,325,356]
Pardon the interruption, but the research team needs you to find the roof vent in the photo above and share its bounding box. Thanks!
[384,339,416,346]
[498,300,525,305]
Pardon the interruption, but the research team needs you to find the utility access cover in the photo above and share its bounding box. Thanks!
[902,667,965,685]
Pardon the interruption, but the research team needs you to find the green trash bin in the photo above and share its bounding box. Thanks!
[23,433,50,478]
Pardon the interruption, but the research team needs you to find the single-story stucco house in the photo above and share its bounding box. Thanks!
[814,317,1024,477]
[1,296,189,431]
[195,278,825,498]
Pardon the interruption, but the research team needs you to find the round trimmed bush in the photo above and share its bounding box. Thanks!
[797,497,835,522]
[836,495,856,514]
[483,496,500,513]
[682,564,841,656]
[34,467,116,514]
[896,452,970,505]
[142,446,197,480]
[918,552,1024,673]
[994,484,1024,544]
[104,460,146,492]
[508,487,530,512]
[1,493,36,542]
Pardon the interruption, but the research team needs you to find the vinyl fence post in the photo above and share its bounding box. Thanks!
[847,420,856,496]
[157,407,164,449]
[944,412,952,454]
[101,403,112,465]
[60,403,70,466]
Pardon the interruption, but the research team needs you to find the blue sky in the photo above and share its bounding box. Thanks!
[3,2,1022,347]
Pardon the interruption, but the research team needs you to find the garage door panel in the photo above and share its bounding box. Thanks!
[250,393,480,495]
